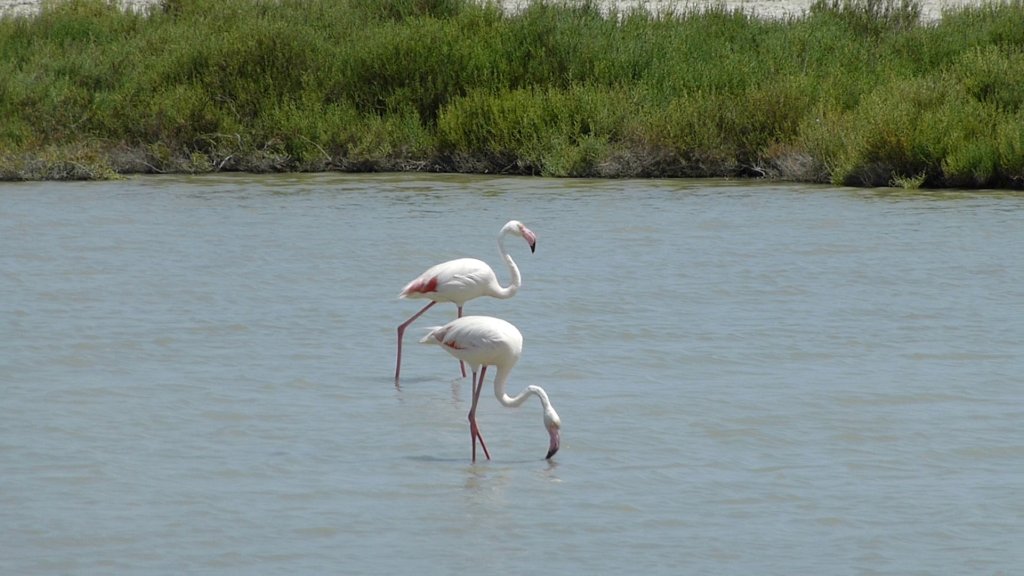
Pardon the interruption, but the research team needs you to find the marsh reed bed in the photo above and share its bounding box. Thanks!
[2,0,1023,186]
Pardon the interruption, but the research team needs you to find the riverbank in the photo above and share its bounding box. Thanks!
[2,0,1023,187]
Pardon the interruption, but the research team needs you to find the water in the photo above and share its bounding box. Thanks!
[2,174,1022,575]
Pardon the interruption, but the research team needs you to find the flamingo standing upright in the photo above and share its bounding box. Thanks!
[420,315,560,462]
[395,220,537,385]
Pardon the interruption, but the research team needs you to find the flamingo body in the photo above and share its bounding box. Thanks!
[399,258,503,306]
[424,313,524,366]
[395,221,536,384]
[421,315,561,462]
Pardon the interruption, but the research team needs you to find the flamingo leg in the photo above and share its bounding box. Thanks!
[468,366,491,462]
[395,301,437,385]
[456,305,467,378]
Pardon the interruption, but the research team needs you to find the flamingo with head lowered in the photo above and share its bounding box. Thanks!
[420,315,560,462]
[395,220,536,385]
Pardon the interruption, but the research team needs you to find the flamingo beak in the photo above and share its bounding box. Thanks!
[522,227,537,253]
[546,427,560,459]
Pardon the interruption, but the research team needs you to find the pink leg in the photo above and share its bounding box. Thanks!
[468,366,491,462]
[395,301,436,385]
[456,305,467,378]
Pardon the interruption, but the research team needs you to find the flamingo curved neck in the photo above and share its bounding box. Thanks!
[492,233,522,299]
[492,367,552,411]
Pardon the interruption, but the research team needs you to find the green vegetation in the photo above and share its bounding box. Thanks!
[1,0,1024,187]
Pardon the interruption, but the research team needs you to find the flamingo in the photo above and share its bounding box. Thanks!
[420,315,560,462]
[395,220,537,385]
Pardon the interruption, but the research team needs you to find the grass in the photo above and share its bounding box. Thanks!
[1,0,1023,187]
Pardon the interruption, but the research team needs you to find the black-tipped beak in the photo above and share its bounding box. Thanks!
[522,227,537,253]
[546,429,560,459]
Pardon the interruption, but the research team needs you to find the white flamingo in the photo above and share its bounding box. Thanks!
[420,315,561,462]
[395,220,536,384]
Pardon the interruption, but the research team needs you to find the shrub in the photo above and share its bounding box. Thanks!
[947,45,1024,112]
[3,0,1024,186]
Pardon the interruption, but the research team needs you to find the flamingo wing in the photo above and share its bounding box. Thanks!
[421,316,521,366]
[399,258,496,302]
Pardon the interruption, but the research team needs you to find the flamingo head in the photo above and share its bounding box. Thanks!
[544,406,561,459]
[506,220,537,253]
